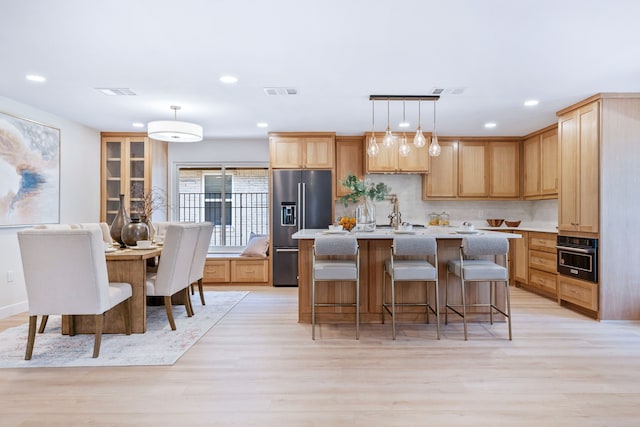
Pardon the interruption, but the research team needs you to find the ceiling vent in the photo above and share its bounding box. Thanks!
[263,87,298,96]
[431,87,466,95]
[95,87,137,96]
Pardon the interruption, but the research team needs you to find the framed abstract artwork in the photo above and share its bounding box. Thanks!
[0,111,60,227]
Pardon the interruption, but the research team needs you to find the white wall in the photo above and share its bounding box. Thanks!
[0,96,100,318]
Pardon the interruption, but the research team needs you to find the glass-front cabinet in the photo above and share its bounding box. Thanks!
[101,133,152,224]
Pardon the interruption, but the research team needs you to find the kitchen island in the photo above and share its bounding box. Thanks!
[293,227,520,324]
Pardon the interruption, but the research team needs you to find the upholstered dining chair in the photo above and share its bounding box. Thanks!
[145,222,200,330]
[383,235,440,340]
[311,235,360,340]
[445,236,512,340]
[188,222,214,306]
[17,227,132,359]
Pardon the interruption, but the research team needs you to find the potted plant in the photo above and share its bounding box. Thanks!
[339,174,390,231]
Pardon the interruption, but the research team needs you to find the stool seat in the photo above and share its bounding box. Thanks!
[447,259,507,281]
[314,260,358,280]
[385,259,437,281]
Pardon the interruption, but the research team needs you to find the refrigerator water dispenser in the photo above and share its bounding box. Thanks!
[281,202,297,226]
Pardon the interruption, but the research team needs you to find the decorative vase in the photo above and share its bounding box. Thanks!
[355,197,376,232]
[110,194,131,248]
[121,215,150,247]
[142,215,155,241]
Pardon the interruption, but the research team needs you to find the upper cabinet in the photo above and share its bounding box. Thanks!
[335,136,364,197]
[423,138,519,200]
[557,101,599,234]
[269,133,335,169]
[100,133,167,224]
[365,133,430,173]
[523,125,558,199]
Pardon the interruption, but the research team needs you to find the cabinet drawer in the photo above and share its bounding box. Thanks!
[529,232,557,252]
[231,259,268,282]
[558,276,598,311]
[204,260,230,282]
[529,250,557,273]
[529,269,557,293]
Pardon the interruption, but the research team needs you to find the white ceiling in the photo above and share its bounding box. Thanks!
[2,0,640,140]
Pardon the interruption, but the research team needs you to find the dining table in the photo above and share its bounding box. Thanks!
[62,245,162,334]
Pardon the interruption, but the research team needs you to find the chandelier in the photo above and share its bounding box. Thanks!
[148,105,203,143]
[367,95,440,157]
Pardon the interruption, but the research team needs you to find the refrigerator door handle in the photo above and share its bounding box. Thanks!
[297,182,302,231]
[275,248,299,253]
[301,182,306,230]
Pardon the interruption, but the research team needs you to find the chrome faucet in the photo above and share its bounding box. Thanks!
[387,194,401,228]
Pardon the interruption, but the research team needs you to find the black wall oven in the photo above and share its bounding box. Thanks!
[556,236,598,283]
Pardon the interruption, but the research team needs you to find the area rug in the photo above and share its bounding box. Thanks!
[0,291,248,368]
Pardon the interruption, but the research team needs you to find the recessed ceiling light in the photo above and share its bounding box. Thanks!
[25,74,46,82]
[256,122,269,128]
[484,122,497,129]
[132,122,145,128]
[220,75,238,84]
[524,99,539,107]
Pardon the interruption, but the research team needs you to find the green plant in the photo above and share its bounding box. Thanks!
[339,174,390,207]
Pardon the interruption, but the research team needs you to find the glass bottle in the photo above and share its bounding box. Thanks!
[438,211,450,226]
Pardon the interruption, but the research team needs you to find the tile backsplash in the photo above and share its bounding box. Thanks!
[335,174,557,227]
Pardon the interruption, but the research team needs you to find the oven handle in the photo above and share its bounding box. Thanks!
[555,245,595,254]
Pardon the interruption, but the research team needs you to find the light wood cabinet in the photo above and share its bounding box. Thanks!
[231,259,269,282]
[100,133,167,224]
[422,139,457,198]
[517,232,557,299]
[269,133,335,169]
[524,126,558,199]
[513,231,529,285]
[365,133,430,173]
[204,257,269,285]
[558,102,599,234]
[558,275,598,312]
[422,138,519,200]
[335,136,364,197]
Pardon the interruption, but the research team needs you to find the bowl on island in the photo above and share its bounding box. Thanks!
[505,220,521,227]
[486,219,504,227]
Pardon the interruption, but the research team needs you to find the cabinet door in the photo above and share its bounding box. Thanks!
[422,140,458,199]
[304,137,334,168]
[397,142,430,172]
[558,111,579,232]
[577,102,599,233]
[335,137,364,197]
[127,136,150,216]
[513,231,528,284]
[523,136,540,197]
[489,141,519,198]
[269,136,303,168]
[366,136,398,172]
[540,129,558,195]
[102,137,127,223]
[458,141,488,197]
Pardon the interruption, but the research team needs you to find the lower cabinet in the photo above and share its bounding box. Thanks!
[558,275,598,313]
[204,256,269,285]
[515,231,558,299]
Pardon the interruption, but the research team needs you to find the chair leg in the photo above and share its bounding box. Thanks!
[185,288,194,317]
[355,278,360,340]
[25,315,37,360]
[93,314,104,358]
[461,279,468,341]
[390,277,396,340]
[381,270,387,325]
[505,280,512,340]
[123,298,132,335]
[198,278,206,305]
[490,281,495,325]
[311,279,316,340]
[164,296,177,330]
[434,280,441,340]
[444,271,449,325]
[38,315,49,333]
[191,283,195,295]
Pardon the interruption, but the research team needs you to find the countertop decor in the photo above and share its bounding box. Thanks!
[338,174,390,206]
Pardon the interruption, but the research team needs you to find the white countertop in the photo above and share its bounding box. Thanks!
[292,227,521,239]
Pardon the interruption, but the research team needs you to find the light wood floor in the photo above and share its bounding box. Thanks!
[1,286,640,426]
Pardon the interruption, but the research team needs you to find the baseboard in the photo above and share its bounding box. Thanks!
[0,300,28,319]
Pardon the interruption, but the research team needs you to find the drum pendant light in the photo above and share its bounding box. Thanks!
[148,105,203,143]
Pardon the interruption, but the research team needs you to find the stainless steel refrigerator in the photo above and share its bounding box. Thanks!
[272,169,333,286]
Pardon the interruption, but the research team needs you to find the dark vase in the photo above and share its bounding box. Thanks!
[121,215,150,247]
[142,215,155,241]
[110,194,131,248]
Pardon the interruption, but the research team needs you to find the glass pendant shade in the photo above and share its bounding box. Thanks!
[382,128,394,147]
[398,133,410,157]
[367,134,380,156]
[413,128,426,147]
[428,134,441,156]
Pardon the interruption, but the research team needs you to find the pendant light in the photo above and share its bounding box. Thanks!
[382,99,394,147]
[428,100,441,157]
[398,100,410,157]
[413,99,427,147]
[148,105,203,143]
[367,99,380,156]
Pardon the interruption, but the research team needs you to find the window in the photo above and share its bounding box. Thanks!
[178,167,269,248]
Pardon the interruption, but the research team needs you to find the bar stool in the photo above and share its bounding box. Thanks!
[445,236,512,340]
[311,235,360,340]
[383,235,440,340]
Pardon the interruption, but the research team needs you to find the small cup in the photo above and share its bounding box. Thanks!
[136,240,153,248]
[400,223,413,231]
[328,224,343,232]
